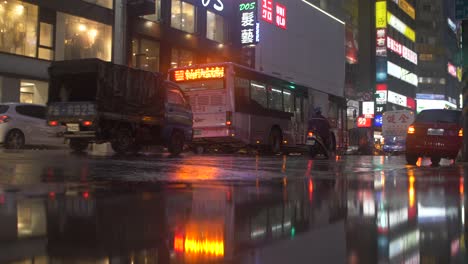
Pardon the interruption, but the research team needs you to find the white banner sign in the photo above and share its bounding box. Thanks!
[387,61,418,87]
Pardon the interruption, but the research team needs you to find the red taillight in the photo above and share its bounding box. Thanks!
[82,121,93,127]
[407,125,415,134]
[459,128,463,137]
[48,120,58,126]
[226,111,232,126]
[0,115,10,124]
[308,131,314,137]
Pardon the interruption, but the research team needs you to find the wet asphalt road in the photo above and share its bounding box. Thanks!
[0,150,467,264]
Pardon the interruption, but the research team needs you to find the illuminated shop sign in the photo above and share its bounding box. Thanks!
[391,0,415,19]
[387,12,415,42]
[201,0,224,12]
[376,28,387,57]
[376,1,387,28]
[388,90,407,107]
[174,66,225,81]
[363,101,375,118]
[457,67,463,82]
[376,91,387,105]
[357,117,372,128]
[387,61,418,87]
[261,0,287,29]
[448,62,457,78]
[240,1,259,45]
[375,114,383,127]
[416,93,445,100]
[387,36,417,65]
[416,99,457,113]
[448,18,457,33]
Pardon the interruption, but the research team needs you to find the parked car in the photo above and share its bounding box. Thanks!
[0,103,65,149]
[406,109,462,166]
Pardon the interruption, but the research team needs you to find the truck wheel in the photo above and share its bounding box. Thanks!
[169,131,184,156]
[4,129,25,149]
[69,139,88,152]
[269,128,282,154]
[431,156,441,166]
[406,154,418,165]
[111,127,134,154]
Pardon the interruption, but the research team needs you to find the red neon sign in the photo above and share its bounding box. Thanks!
[262,0,273,23]
[357,117,372,128]
[173,67,225,82]
[275,3,286,29]
[376,84,387,91]
[448,62,457,78]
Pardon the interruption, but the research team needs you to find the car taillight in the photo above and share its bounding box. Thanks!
[308,131,314,137]
[82,121,93,127]
[0,115,10,124]
[48,120,58,126]
[407,125,415,134]
[226,111,232,126]
[459,128,463,137]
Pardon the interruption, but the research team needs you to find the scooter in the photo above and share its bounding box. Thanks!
[306,130,330,158]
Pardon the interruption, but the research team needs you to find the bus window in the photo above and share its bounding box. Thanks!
[268,86,283,111]
[295,96,303,121]
[251,81,268,109]
[283,90,294,113]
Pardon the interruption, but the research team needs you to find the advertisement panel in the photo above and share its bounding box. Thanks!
[387,36,417,65]
[363,101,375,118]
[376,1,387,28]
[416,99,457,113]
[239,1,259,46]
[387,12,415,42]
[387,61,418,87]
[387,90,407,107]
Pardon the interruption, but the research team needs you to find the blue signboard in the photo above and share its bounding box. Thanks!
[374,114,383,127]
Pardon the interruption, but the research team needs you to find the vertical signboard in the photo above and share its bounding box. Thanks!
[275,3,287,29]
[239,1,259,46]
[262,0,274,23]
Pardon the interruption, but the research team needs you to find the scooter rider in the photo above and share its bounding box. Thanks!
[308,107,331,148]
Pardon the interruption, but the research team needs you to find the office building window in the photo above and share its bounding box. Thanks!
[20,80,48,105]
[56,13,112,61]
[142,0,161,22]
[171,48,194,68]
[206,11,225,43]
[171,0,195,33]
[0,1,38,58]
[82,0,113,9]
[132,38,160,72]
[38,23,54,60]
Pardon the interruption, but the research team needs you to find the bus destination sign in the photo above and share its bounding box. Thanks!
[174,67,225,82]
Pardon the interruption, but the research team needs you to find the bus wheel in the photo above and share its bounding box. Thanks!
[193,145,204,154]
[269,128,282,154]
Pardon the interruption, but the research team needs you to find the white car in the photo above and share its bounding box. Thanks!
[0,103,65,149]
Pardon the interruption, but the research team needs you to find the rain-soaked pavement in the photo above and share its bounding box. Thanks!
[0,150,466,264]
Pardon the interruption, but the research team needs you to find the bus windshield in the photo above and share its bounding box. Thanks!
[178,79,225,92]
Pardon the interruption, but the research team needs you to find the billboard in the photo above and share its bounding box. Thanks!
[255,0,345,97]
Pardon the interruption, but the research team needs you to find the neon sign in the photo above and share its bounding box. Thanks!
[387,12,415,42]
[201,0,224,12]
[387,36,417,65]
[357,117,372,128]
[174,67,225,82]
[448,62,457,78]
[275,3,286,29]
[261,0,287,29]
[262,0,273,23]
[240,1,259,45]
[387,61,418,87]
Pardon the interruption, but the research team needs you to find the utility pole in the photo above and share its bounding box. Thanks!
[463,19,468,161]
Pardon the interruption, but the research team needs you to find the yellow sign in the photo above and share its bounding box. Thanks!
[375,1,387,28]
[399,0,415,20]
[457,67,463,82]
[387,12,415,42]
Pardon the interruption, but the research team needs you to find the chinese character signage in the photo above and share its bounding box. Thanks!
[239,1,258,45]
[275,3,286,29]
[173,67,225,82]
[387,37,417,65]
[376,1,387,28]
[357,117,372,128]
[261,0,287,29]
[262,0,273,23]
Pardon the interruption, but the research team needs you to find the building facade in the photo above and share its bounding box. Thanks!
[415,0,461,112]
[0,0,239,105]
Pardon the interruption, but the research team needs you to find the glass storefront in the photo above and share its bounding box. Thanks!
[206,11,225,43]
[56,13,112,61]
[0,1,38,58]
[171,0,196,33]
[171,48,194,68]
[132,38,160,72]
[82,0,113,9]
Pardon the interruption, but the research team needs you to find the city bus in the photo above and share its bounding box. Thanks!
[169,62,345,154]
